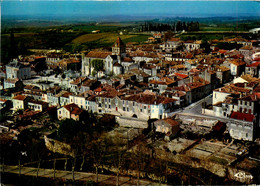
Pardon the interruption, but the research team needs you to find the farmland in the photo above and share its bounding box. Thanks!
[72,33,149,45]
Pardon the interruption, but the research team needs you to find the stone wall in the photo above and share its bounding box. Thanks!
[44,136,75,157]
[116,116,148,128]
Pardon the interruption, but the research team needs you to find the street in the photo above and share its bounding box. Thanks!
[0,165,168,186]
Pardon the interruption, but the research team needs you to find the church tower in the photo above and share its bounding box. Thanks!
[112,37,125,57]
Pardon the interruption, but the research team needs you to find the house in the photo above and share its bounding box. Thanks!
[153,118,180,140]
[28,99,48,112]
[212,83,251,105]
[184,40,201,51]
[46,86,61,106]
[175,77,211,105]
[56,58,81,71]
[148,77,176,93]
[6,61,31,80]
[121,57,135,73]
[162,90,186,107]
[69,94,86,110]
[215,66,231,84]
[228,112,255,141]
[96,89,120,114]
[118,93,178,120]
[57,91,73,107]
[148,37,156,43]
[245,62,260,77]
[57,103,83,121]
[70,77,88,93]
[153,33,162,39]
[86,95,97,113]
[4,78,23,89]
[229,60,246,77]
[80,79,101,93]
[160,38,182,52]
[12,95,30,111]
[233,74,260,84]
[46,53,63,64]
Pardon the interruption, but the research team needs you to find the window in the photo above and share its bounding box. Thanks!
[98,103,101,107]
[123,107,125,111]
[133,102,135,106]
[109,105,111,109]
[144,106,146,109]
[127,107,129,112]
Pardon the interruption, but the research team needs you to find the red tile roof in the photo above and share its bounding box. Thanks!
[122,93,177,105]
[0,98,7,103]
[246,62,260,68]
[13,95,27,101]
[163,118,179,126]
[63,103,83,115]
[174,73,188,79]
[86,51,112,59]
[230,111,254,122]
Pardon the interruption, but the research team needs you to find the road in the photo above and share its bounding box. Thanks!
[0,165,168,186]
[169,94,213,117]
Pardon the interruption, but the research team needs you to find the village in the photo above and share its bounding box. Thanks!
[1,28,260,184]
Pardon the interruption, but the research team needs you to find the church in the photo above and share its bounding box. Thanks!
[81,37,126,77]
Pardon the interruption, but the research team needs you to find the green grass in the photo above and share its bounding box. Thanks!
[200,27,236,31]
[122,35,150,43]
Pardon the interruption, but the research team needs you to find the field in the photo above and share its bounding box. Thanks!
[72,33,149,45]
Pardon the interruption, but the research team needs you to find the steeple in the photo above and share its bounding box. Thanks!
[112,37,125,56]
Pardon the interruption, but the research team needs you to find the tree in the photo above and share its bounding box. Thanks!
[57,119,79,142]
[91,59,104,72]
[200,40,211,54]
[163,31,174,42]
[34,61,48,75]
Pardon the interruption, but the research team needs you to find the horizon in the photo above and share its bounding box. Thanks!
[2,1,260,18]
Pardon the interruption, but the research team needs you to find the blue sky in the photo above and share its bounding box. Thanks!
[2,1,260,17]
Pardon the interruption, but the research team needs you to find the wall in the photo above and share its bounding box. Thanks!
[116,116,148,128]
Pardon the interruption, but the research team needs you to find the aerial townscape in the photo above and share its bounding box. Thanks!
[1,1,260,185]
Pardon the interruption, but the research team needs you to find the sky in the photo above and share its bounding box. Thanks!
[2,1,260,18]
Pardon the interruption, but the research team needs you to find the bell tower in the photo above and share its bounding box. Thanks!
[112,37,125,57]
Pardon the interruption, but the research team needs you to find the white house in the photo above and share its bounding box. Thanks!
[69,94,86,110]
[12,95,29,111]
[57,103,83,121]
[6,61,31,80]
